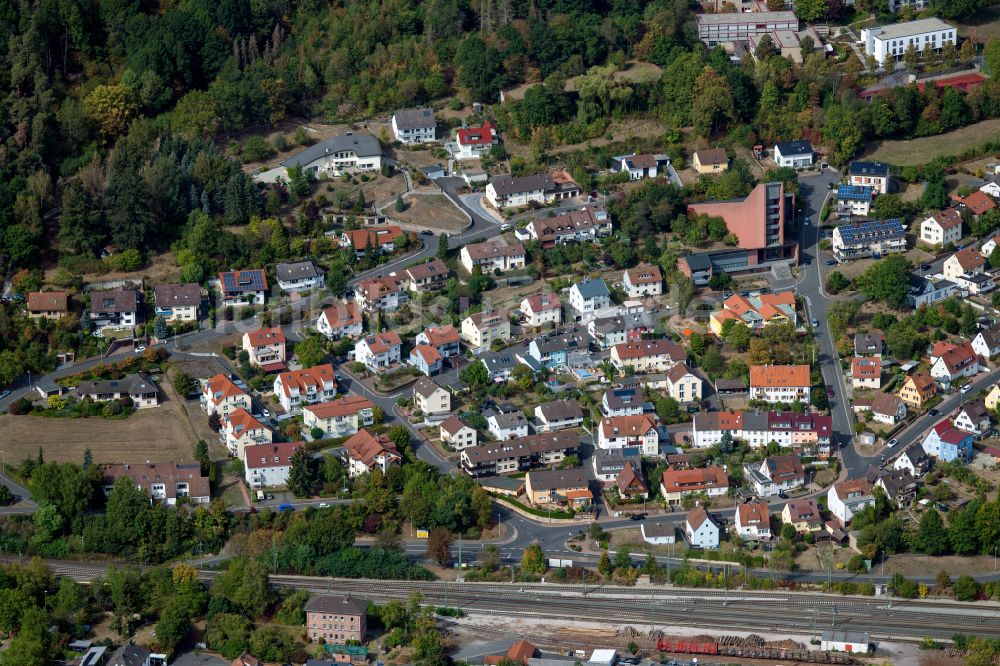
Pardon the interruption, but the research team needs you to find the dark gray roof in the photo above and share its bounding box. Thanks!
[489,173,554,197]
[490,411,528,429]
[682,252,713,271]
[393,107,436,130]
[574,278,610,300]
[478,475,524,492]
[775,140,813,157]
[304,594,368,616]
[642,519,677,538]
[276,260,322,281]
[109,644,150,666]
[536,399,583,422]
[413,377,444,399]
[74,373,158,398]
[480,351,517,373]
[850,161,889,178]
[959,399,990,421]
[853,331,884,355]
[594,446,641,473]
[603,387,641,409]
[283,134,382,167]
[821,630,870,645]
[90,289,140,314]
[533,328,590,354]
[526,466,589,490]
[154,283,201,308]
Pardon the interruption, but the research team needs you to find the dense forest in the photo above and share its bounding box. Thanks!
[2,0,1000,280]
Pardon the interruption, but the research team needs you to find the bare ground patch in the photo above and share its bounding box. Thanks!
[391,195,469,231]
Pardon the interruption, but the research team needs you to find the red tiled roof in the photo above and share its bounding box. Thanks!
[456,121,496,146]
[304,395,374,419]
[750,364,810,388]
[343,226,404,250]
[27,291,69,313]
[661,466,728,493]
[244,442,302,469]
[343,429,401,468]
[245,327,286,347]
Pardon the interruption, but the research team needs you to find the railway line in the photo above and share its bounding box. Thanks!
[30,560,1000,641]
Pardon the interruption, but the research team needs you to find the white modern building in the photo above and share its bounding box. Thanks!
[773,141,813,168]
[861,18,957,66]
[278,134,382,177]
[275,261,324,292]
[391,108,436,144]
[244,442,302,488]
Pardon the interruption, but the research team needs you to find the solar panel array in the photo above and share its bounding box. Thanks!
[837,184,874,201]
[837,218,905,244]
[222,269,267,292]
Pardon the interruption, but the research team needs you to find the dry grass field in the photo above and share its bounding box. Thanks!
[865,118,1000,166]
[392,194,469,230]
[0,383,206,465]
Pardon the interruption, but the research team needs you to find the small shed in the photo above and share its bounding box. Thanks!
[588,649,617,666]
[420,164,446,180]
[821,630,871,653]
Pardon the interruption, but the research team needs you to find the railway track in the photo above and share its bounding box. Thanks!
[27,560,1000,641]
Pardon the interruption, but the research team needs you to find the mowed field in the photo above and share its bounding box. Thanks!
[0,385,202,465]
[392,194,469,231]
[865,118,1000,166]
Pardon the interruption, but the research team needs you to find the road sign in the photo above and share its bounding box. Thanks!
[416,529,429,539]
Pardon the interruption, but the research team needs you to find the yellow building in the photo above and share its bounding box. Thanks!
[692,148,729,174]
[897,372,937,410]
[986,384,1000,411]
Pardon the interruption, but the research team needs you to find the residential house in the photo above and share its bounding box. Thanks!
[316,301,363,340]
[278,134,381,177]
[861,18,957,66]
[356,276,406,312]
[981,175,1000,198]
[449,121,497,160]
[409,345,443,376]
[849,161,890,194]
[613,153,670,180]
[480,350,518,382]
[102,461,210,505]
[459,239,527,273]
[735,502,771,540]
[484,641,537,666]
[391,107,436,144]
[602,387,644,417]
[692,148,728,174]
[837,184,875,216]
[439,416,477,450]
[221,408,272,458]
[622,263,663,298]
[524,468,592,508]
[344,429,402,477]
[907,273,966,308]
[488,410,530,440]
[610,339,687,373]
[983,232,1000,258]
[592,446,642,483]
[484,172,580,209]
[412,377,450,415]
[781,497,822,533]
[665,364,703,403]
[615,460,649,500]
[948,271,994,296]
[108,644,166,666]
[416,324,461,358]
[568,279,611,320]
[929,340,980,386]
[74,373,159,409]
[461,309,510,348]
[744,455,805,497]
[953,399,992,438]
[26,291,70,320]
[856,391,907,425]
[153,283,201,323]
[988,383,1000,410]
[897,371,937,409]
[218,269,267,307]
[525,326,589,369]
[832,219,907,261]
[243,442,302,488]
[827,479,875,525]
[920,208,963,247]
[773,140,813,168]
[242,328,287,371]
[232,654,261,666]
[893,444,931,477]
[460,431,577,476]
[302,395,375,438]
[709,292,797,336]
[304,595,368,644]
[598,415,659,455]
[520,292,562,328]
[523,207,612,246]
[659,466,729,505]
[273,364,337,414]
[851,356,882,390]
[866,467,918,508]
[749,364,811,404]
[339,226,404,257]
[943,246,986,280]
[588,313,650,349]
[354,331,402,373]
[972,325,1000,359]
[399,259,449,293]
[641,519,676,545]
[201,374,252,417]
[534,399,584,432]
[854,331,885,356]
[275,261,325,292]
[684,506,721,549]
[692,410,832,450]
[89,289,141,330]
[952,190,996,218]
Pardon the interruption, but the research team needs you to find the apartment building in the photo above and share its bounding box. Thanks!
[749,364,810,404]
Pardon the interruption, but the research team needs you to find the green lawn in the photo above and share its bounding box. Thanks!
[865,118,1000,166]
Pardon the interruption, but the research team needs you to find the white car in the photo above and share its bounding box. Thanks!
[318,502,330,508]
[500,223,512,231]
[960,385,972,394]
[134,346,146,353]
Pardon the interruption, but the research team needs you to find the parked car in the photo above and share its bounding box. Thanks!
[961,385,972,394]
[318,502,330,508]
[826,259,837,266]
[134,346,146,353]
[420,229,433,235]
[0,390,10,400]
[686,404,699,413]
[812,317,820,327]
[887,438,898,448]
[826,387,835,398]
[629,514,646,521]
[500,223,512,231]
[929,408,940,416]
[278,503,294,512]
